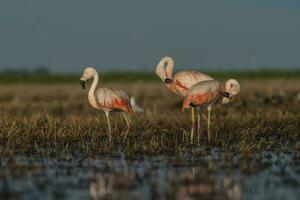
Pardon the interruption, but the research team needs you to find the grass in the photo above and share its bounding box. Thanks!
[0,69,299,84]
[0,79,299,157]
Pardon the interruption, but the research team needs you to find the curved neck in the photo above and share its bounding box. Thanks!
[159,57,174,78]
[88,72,99,103]
[220,82,226,93]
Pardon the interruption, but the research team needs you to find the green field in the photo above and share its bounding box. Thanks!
[0,69,299,84]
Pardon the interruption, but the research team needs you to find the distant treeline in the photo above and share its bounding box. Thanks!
[0,69,299,84]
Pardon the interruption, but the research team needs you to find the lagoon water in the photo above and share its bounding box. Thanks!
[1,149,299,200]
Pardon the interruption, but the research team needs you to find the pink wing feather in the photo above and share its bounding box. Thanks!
[172,71,213,96]
[183,80,220,110]
[95,88,133,113]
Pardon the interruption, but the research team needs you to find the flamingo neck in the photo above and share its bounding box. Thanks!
[219,83,230,98]
[165,58,174,78]
[165,83,181,96]
[88,72,100,109]
[220,84,226,93]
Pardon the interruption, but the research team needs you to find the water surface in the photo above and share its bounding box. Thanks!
[1,149,299,200]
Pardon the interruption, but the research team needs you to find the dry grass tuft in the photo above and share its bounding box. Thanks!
[0,79,299,156]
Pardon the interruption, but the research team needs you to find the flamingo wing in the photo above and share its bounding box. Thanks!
[183,80,220,109]
[95,88,133,113]
[173,71,213,96]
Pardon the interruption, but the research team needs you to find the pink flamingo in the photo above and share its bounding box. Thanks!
[156,56,214,142]
[182,79,240,142]
[80,67,133,142]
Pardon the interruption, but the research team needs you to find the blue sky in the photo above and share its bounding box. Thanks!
[1,0,300,73]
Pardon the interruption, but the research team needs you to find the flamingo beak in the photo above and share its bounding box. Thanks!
[164,78,173,84]
[222,92,230,98]
[80,80,86,90]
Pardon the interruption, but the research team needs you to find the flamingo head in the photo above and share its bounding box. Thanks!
[80,67,97,89]
[156,63,168,82]
[226,79,240,96]
[156,56,174,84]
[221,79,240,104]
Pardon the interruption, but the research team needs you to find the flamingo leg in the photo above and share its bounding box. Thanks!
[197,107,201,145]
[105,111,112,143]
[122,112,131,142]
[191,107,196,144]
[207,105,212,142]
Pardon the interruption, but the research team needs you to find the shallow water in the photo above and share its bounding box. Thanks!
[0,149,300,200]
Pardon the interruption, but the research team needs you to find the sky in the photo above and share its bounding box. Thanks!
[1,0,300,73]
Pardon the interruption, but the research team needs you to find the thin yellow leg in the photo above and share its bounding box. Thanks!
[191,107,195,144]
[122,113,131,142]
[105,111,112,143]
[207,106,212,142]
[197,107,201,145]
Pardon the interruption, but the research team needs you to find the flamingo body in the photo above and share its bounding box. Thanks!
[183,80,221,109]
[95,88,133,113]
[155,56,213,96]
[80,67,133,142]
[183,79,240,142]
[156,56,214,143]
[167,71,214,96]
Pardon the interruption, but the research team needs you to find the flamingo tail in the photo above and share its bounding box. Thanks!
[130,97,144,113]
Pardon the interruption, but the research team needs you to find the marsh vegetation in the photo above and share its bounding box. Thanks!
[0,78,299,199]
[0,79,299,155]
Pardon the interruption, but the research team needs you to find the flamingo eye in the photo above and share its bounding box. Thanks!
[230,83,234,88]
[164,62,168,68]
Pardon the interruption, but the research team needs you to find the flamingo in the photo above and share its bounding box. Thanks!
[80,67,133,142]
[156,56,214,142]
[182,79,240,143]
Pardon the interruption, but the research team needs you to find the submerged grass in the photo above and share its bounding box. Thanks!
[0,79,299,157]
